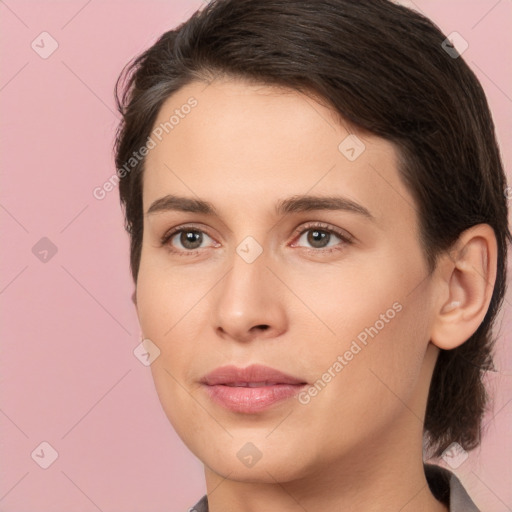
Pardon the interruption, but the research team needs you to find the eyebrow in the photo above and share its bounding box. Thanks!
[145,194,375,220]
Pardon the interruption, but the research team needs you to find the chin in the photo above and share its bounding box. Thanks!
[195,436,316,484]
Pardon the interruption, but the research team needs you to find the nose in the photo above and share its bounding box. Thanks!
[212,247,288,343]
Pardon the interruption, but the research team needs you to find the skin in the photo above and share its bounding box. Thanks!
[134,77,497,512]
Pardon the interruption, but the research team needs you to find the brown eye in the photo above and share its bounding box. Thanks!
[178,230,204,250]
[161,227,216,254]
[305,229,332,248]
[290,222,354,255]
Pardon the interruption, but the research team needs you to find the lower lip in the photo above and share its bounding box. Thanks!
[202,383,307,413]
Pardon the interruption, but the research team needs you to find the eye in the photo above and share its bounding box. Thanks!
[161,225,218,255]
[160,222,353,257]
[291,222,353,253]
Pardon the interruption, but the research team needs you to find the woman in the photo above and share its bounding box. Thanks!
[113,0,510,510]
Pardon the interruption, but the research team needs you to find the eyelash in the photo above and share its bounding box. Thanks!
[160,222,354,257]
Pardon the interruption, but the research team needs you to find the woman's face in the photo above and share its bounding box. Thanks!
[136,78,439,482]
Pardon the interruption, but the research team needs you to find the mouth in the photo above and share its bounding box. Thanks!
[221,381,293,387]
[200,364,308,413]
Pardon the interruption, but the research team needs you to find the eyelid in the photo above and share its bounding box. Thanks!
[290,221,354,246]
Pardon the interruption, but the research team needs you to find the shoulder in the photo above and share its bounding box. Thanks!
[188,494,208,512]
[424,463,480,512]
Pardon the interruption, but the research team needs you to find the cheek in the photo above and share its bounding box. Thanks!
[280,250,423,352]
[135,253,209,342]
[283,299,431,468]
[135,253,220,388]
[136,259,213,448]
[135,259,201,417]
[288,252,431,424]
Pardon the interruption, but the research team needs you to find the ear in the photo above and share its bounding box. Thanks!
[430,224,498,350]
[131,289,137,307]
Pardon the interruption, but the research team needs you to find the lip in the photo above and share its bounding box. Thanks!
[201,364,307,414]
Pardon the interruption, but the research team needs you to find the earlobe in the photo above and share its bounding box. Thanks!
[430,224,497,351]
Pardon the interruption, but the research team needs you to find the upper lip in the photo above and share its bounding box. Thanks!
[201,364,307,386]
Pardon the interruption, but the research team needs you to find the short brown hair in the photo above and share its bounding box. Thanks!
[114,0,511,457]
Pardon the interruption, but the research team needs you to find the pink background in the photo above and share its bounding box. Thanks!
[1,1,510,510]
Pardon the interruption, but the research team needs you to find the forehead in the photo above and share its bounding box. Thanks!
[142,78,416,228]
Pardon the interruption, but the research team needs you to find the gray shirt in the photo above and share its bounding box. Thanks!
[188,464,479,511]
